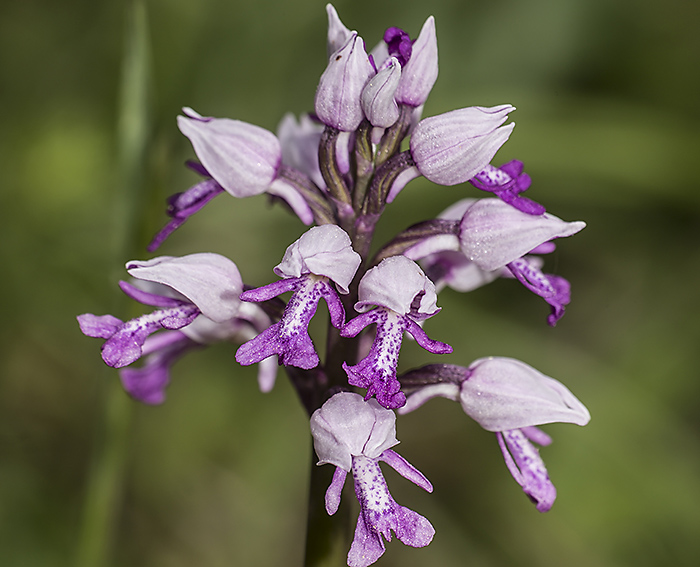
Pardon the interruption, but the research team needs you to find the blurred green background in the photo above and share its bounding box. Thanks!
[2,0,699,565]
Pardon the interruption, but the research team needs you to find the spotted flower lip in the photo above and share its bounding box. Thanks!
[343,257,451,409]
[177,107,281,197]
[410,105,515,186]
[314,32,375,131]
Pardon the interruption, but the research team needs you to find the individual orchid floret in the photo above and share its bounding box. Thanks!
[78,253,243,369]
[459,199,585,325]
[403,198,585,324]
[471,160,545,215]
[236,225,361,370]
[394,16,438,107]
[410,105,515,186]
[400,357,590,512]
[315,32,375,132]
[311,392,434,567]
[149,108,318,250]
[361,56,401,129]
[341,256,452,409]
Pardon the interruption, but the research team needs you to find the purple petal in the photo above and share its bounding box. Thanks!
[379,449,433,492]
[497,429,557,512]
[506,258,571,326]
[148,179,226,252]
[77,313,123,339]
[404,318,452,354]
[118,281,188,308]
[325,466,348,515]
[118,331,194,405]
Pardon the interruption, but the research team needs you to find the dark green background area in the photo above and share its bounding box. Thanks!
[1,0,699,565]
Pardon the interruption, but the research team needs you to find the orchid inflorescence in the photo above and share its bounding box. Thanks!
[78,5,589,566]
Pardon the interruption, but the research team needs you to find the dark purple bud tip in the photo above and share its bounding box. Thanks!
[384,26,412,66]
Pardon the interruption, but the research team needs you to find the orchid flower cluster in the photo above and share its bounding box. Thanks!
[78,5,590,566]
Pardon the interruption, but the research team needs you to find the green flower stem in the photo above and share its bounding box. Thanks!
[76,2,151,566]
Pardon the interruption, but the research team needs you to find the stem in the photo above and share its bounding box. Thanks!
[76,2,151,566]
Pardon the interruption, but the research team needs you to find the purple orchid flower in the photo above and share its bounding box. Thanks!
[405,198,585,325]
[384,105,516,203]
[236,225,361,370]
[341,256,452,409]
[400,357,590,511]
[311,392,434,567]
[149,108,315,250]
[77,253,266,403]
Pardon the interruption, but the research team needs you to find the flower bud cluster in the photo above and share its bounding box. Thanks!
[77,5,590,566]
